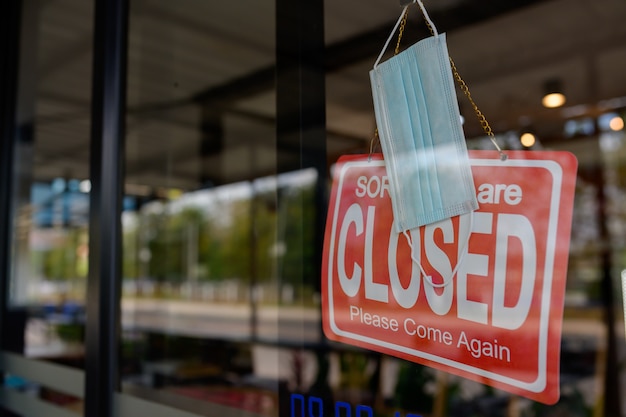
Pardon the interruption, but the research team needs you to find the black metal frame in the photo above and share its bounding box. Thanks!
[275,2,327,412]
[0,1,21,357]
[276,0,327,292]
[84,0,129,416]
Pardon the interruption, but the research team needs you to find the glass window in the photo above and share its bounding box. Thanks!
[322,1,626,416]
[120,1,282,415]
[118,1,626,416]
[2,0,93,414]
[8,0,93,361]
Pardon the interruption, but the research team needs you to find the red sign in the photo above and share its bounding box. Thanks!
[322,150,577,404]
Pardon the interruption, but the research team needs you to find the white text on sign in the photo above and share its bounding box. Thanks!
[348,305,512,362]
[337,206,536,330]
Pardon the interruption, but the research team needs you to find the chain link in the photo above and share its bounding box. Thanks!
[411,6,498,142]
[394,9,409,55]
[449,57,505,158]
[449,58,492,137]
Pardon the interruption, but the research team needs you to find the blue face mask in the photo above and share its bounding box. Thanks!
[369,1,477,234]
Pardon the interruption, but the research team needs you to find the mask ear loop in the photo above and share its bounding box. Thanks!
[374,5,410,69]
[401,211,474,288]
[368,129,380,162]
[414,0,438,37]
[374,1,440,70]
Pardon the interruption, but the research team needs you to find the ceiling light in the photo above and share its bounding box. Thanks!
[520,132,536,148]
[79,180,91,193]
[609,115,624,131]
[542,79,566,108]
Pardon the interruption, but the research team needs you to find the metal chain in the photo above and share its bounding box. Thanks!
[449,57,506,159]
[371,7,406,160]
[394,8,409,55]
[421,9,506,158]
[449,58,492,137]
[380,3,507,160]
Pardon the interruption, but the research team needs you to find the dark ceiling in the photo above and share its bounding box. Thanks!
[28,0,626,189]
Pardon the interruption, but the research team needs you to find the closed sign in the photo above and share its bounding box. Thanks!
[322,150,577,404]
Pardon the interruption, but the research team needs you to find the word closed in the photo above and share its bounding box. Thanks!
[322,151,577,405]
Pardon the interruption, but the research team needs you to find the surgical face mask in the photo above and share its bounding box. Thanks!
[369,2,477,234]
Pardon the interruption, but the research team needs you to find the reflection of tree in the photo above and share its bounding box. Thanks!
[139,203,255,284]
[278,185,316,294]
[43,239,74,280]
[394,362,434,414]
[338,350,372,405]
[119,177,315,302]
[41,228,88,282]
[567,178,604,306]
[203,201,252,282]
[524,388,591,417]
[117,182,304,283]
[308,350,334,409]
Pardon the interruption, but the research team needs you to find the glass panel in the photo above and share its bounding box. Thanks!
[4,0,93,414]
[321,1,626,417]
[111,1,626,417]
[120,1,279,415]
[10,0,93,309]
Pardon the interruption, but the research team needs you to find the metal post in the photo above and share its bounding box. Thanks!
[276,0,328,412]
[85,0,128,416]
[276,0,327,302]
[0,0,22,354]
[276,0,328,349]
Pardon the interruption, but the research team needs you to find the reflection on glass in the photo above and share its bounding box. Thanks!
[121,169,323,416]
[120,1,626,416]
[5,0,93,414]
[9,0,92,358]
[121,1,281,414]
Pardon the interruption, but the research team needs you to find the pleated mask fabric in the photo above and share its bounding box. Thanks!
[370,32,477,233]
